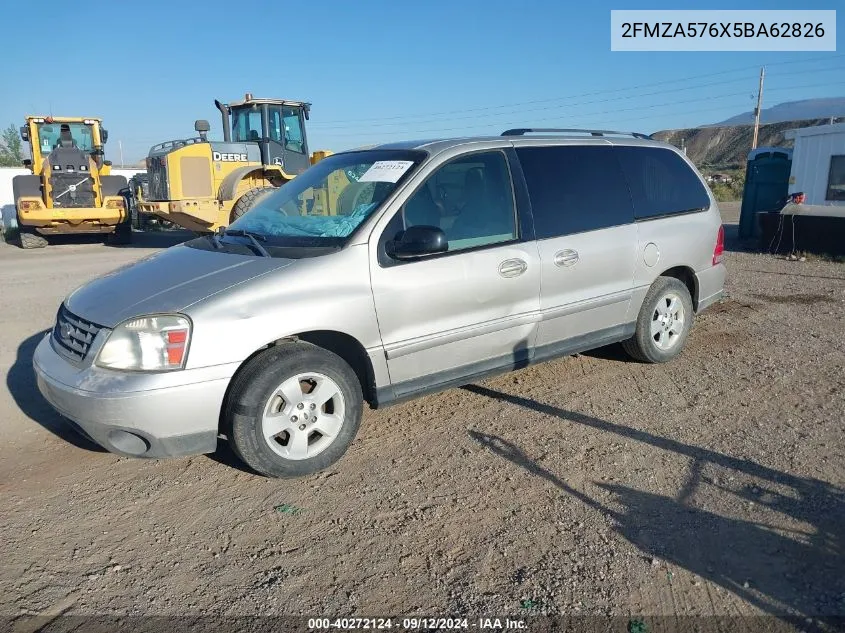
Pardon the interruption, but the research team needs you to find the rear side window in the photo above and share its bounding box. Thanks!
[615,146,710,219]
[516,146,633,239]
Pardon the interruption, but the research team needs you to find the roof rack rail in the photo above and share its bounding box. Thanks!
[502,128,652,140]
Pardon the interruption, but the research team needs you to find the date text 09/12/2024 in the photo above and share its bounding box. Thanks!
[307,618,528,630]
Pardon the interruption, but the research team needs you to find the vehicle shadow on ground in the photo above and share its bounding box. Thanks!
[205,438,260,476]
[44,230,194,250]
[579,343,630,363]
[113,230,195,249]
[7,332,106,452]
[464,384,844,632]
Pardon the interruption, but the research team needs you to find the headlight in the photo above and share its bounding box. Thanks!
[96,315,191,371]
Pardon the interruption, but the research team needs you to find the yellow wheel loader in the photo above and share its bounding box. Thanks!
[13,116,129,248]
[137,94,333,233]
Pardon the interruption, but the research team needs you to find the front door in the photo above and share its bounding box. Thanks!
[369,150,541,396]
[266,105,311,176]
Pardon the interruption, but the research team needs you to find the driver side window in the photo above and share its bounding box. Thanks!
[400,151,517,252]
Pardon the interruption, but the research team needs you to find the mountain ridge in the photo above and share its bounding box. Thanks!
[651,118,839,168]
[714,97,845,127]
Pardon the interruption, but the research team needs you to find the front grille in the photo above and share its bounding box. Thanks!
[52,305,102,363]
[146,159,169,200]
[49,172,96,208]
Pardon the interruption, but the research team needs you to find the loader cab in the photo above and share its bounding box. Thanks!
[222,96,312,176]
[21,117,108,173]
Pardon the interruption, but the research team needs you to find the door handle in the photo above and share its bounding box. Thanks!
[553,249,579,267]
[498,258,528,278]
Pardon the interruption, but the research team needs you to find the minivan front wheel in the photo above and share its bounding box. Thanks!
[226,342,363,478]
[623,276,694,363]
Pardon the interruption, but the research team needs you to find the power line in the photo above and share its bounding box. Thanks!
[319,79,845,139]
[311,64,845,131]
[312,53,845,126]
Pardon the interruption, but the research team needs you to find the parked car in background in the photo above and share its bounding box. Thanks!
[33,129,726,478]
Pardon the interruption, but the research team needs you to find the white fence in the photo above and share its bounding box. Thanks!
[0,167,145,207]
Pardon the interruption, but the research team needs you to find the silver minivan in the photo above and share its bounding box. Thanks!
[34,129,726,477]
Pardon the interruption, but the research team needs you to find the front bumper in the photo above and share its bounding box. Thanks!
[18,200,125,230]
[33,333,237,458]
[138,199,223,231]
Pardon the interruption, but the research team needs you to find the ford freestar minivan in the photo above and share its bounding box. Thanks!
[34,129,726,478]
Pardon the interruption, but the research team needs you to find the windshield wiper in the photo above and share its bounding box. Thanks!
[224,229,271,258]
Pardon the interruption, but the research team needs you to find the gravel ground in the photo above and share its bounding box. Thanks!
[1,206,843,629]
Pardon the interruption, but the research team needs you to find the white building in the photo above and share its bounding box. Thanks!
[784,122,845,210]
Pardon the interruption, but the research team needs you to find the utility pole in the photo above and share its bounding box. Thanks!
[751,66,765,150]
[118,140,124,168]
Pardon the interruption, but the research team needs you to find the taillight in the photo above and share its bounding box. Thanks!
[713,225,725,265]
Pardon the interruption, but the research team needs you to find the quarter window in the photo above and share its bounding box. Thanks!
[398,151,517,252]
[615,146,711,219]
[826,155,845,201]
[516,146,634,239]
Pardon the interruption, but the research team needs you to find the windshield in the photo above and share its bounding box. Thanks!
[227,150,426,247]
[36,122,95,153]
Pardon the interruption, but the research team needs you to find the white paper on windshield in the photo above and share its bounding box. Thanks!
[358,160,414,183]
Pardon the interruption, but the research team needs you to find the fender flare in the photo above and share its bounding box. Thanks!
[218,165,297,202]
[12,174,42,201]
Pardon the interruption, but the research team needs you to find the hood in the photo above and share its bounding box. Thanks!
[65,244,295,327]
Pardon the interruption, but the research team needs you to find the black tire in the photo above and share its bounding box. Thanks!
[19,227,48,249]
[622,276,694,363]
[230,186,277,223]
[106,219,132,245]
[225,341,363,478]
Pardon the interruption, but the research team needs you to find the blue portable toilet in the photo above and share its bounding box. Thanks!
[738,147,793,239]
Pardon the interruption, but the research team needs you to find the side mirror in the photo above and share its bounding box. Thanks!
[389,225,448,260]
[101,129,109,143]
[22,159,32,168]
[19,126,28,142]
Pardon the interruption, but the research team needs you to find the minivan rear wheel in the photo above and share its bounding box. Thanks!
[225,341,363,478]
[622,276,694,363]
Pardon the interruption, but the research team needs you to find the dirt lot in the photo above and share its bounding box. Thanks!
[1,204,843,629]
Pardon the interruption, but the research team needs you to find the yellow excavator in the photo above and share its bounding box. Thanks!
[13,116,129,248]
[136,94,333,232]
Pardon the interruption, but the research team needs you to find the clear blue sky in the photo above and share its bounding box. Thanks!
[1,0,841,164]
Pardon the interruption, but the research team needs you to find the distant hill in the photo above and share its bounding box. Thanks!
[715,97,845,126]
[651,118,837,168]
